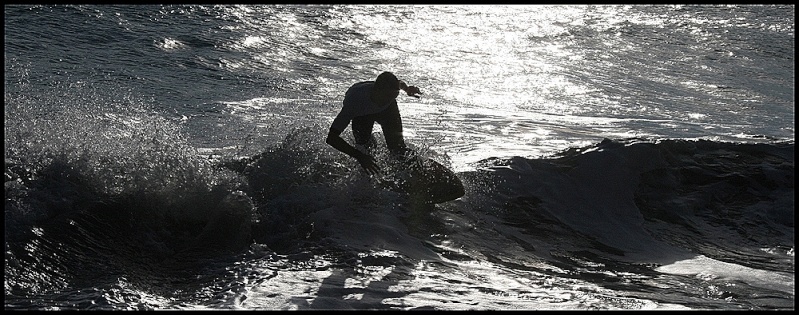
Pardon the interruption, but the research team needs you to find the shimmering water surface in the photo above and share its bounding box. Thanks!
[5,5,794,310]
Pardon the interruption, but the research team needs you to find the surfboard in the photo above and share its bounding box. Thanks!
[375,155,465,204]
[216,149,465,204]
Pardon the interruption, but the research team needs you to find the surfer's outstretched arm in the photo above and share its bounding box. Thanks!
[399,80,422,98]
[326,127,380,175]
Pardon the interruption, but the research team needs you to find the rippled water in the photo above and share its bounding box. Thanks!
[5,4,794,310]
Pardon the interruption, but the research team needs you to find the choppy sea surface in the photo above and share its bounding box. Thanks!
[4,5,794,310]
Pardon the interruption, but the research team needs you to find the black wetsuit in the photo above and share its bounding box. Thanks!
[330,81,408,155]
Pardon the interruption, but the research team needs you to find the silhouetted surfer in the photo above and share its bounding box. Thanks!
[326,72,423,175]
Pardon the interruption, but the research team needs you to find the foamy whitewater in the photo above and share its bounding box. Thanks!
[4,5,794,310]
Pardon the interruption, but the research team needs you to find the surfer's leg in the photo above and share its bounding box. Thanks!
[377,103,411,158]
[351,115,377,153]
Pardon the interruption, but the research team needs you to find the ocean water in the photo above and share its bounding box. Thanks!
[4,4,794,310]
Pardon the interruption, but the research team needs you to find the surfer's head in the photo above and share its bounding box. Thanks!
[372,71,401,103]
[374,71,400,91]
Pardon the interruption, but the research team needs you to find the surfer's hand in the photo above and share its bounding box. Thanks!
[356,154,380,175]
[403,85,422,98]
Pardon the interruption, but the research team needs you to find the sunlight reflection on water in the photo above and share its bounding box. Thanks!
[207,4,792,171]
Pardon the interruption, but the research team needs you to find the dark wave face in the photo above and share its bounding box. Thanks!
[5,120,794,309]
[462,139,794,264]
